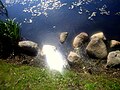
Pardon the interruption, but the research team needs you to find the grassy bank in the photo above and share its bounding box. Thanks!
[0,60,120,90]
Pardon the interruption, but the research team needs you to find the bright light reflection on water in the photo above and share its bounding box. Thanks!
[42,45,68,73]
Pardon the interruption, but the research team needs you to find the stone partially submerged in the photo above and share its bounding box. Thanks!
[110,40,120,48]
[86,37,107,59]
[59,32,68,44]
[73,32,88,48]
[18,41,39,56]
[106,50,120,67]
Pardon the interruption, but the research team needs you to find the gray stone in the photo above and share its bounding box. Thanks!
[90,32,106,40]
[59,32,68,44]
[18,41,39,56]
[86,38,107,59]
[107,50,120,67]
[67,51,80,62]
[110,40,120,48]
[73,32,88,48]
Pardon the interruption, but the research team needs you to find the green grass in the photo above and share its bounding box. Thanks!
[0,60,120,90]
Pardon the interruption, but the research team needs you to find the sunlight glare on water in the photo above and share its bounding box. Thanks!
[42,45,68,73]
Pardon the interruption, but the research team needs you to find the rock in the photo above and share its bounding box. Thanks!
[67,51,80,62]
[86,37,107,59]
[73,32,88,48]
[59,32,68,44]
[91,32,106,40]
[110,40,120,48]
[107,51,120,67]
[18,41,38,56]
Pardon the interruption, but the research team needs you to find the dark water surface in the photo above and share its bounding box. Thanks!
[1,0,120,48]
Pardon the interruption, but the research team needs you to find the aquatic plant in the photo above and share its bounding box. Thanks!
[0,19,21,58]
[0,19,20,43]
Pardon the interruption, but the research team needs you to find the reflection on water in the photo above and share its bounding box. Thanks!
[4,0,120,19]
[1,0,120,43]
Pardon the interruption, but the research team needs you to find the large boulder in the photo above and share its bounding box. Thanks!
[90,32,106,40]
[73,32,88,48]
[106,51,120,67]
[67,51,80,63]
[18,41,39,56]
[86,38,107,59]
[110,40,120,48]
[59,32,68,44]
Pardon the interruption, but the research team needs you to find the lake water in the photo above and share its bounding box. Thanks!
[1,0,120,49]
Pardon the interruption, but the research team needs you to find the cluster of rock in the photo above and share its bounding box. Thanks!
[64,32,120,68]
[17,31,120,68]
